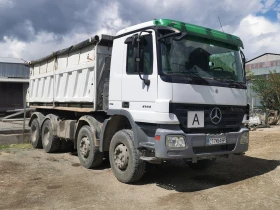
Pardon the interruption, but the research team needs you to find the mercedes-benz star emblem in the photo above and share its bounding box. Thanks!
[210,107,222,124]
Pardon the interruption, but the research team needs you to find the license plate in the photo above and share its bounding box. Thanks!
[206,135,226,145]
[187,111,204,128]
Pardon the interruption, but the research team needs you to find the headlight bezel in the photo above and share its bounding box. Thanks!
[240,132,249,144]
[165,135,187,149]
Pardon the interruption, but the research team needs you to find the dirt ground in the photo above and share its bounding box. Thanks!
[0,127,280,210]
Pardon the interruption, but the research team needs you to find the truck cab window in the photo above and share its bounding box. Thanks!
[126,34,153,75]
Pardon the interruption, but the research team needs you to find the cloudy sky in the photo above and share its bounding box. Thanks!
[0,0,280,61]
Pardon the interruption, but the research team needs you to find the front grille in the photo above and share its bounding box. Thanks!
[193,144,235,154]
[170,103,246,134]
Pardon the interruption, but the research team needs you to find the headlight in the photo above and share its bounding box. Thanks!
[166,135,187,148]
[240,132,249,144]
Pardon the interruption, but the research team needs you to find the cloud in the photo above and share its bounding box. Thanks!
[224,14,280,60]
[0,0,279,60]
[0,36,26,58]
[0,0,107,42]
[0,1,129,60]
[272,1,280,21]
[0,0,14,8]
[0,30,98,61]
[259,0,277,13]
[116,0,263,30]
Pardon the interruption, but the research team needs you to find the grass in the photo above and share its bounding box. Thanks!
[0,143,33,150]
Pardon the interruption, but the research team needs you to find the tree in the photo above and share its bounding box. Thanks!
[248,70,280,111]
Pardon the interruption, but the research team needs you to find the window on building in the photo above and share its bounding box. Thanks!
[126,34,153,75]
[255,63,258,68]
[271,61,275,66]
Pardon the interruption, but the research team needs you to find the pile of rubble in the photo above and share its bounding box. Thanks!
[248,109,279,131]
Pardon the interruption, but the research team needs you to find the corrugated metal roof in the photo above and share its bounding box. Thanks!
[0,57,29,78]
[0,57,26,64]
[246,53,280,63]
[0,78,29,83]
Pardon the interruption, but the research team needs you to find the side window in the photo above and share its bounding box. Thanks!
[126,34,153,75]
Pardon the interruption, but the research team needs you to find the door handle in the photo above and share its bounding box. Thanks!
[122,102,129,108]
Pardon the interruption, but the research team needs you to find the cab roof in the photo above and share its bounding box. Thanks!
[116,18,244,49]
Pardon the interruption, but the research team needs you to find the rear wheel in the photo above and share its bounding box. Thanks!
[187,159,216,170]
[59,140,74,153]
[77,125,104,169]
[41,119,60,153]
[109,130,146,183]
[30,118,42,148]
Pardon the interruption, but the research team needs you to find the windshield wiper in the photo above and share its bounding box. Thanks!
[170,70,209,85]
[185,70,210,85]
[217,78,246,88]
[169,64,210,85]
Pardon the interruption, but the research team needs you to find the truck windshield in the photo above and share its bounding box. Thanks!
[159,34,245,83]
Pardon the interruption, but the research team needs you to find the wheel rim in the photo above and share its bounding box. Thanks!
[80,136,90,158]
[31,124,37,143]
[114,143,129,170]
[42,126,50,146]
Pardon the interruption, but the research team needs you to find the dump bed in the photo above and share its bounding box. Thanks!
[27,34,113,112]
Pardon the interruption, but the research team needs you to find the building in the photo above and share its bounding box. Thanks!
[0,57,29,113]
[245,53,280,109]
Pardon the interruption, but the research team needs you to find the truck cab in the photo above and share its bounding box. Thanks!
[107,19,249,161]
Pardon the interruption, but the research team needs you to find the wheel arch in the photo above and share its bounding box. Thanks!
[29,112,45,127]
[41,114,59,136]
[74,115,102,149]
[100,110,138,152]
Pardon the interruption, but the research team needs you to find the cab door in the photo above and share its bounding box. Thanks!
[121,30,158,122]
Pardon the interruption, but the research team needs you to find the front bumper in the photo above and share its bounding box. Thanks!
[154,128,249,159]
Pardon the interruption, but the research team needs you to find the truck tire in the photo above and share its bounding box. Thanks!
[187,159,216,170]
[109,130,146,183]
[30,118,42,148]
[77,125,104,169]
[41,119,61,153]
[59,140,74,153]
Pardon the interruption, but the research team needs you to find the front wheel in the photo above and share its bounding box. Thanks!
[187,159,216,170]
[109,130,146,183]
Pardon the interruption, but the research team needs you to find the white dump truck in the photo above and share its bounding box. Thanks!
[27,19,250,183]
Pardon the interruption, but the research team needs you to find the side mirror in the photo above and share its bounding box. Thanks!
[125,31,152,86]
[139,47,144,73]
[135,31,152,86]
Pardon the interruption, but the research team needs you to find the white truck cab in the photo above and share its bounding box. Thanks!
[28,19,249,183]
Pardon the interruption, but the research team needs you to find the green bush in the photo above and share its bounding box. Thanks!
[248,70,280,110]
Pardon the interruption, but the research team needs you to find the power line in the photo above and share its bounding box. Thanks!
[218,17,224,32]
